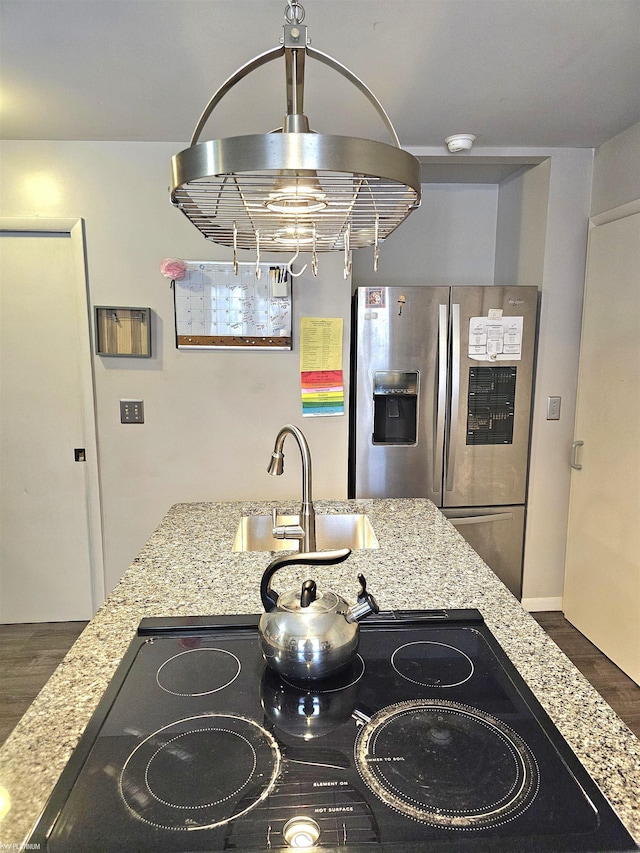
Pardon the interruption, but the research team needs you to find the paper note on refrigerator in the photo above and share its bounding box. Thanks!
[468,316,523,361]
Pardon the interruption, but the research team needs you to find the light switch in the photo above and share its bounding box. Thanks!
[546,396,561,420]
[120,400,144,423]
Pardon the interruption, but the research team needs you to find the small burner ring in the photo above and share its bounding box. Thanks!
[156,648,241,696]
[144,727,258,809]
[391,641,474,688]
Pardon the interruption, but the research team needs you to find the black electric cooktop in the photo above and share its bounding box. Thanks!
[29,610,637,852]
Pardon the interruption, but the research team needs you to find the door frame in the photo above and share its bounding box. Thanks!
[0,217,105,613]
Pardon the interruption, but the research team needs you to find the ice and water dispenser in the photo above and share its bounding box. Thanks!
[372,370,419,444]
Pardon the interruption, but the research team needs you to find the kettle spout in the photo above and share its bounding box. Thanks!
[346,574,379,623]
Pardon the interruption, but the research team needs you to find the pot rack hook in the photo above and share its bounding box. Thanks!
[374,213,380,273]
[312,226,319,277]
[286,242,307,278]
[232,221,239,276]
[255,229,261,279]
[343,224,352,280]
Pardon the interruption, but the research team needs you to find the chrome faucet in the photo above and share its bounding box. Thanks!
[267,424,317,552]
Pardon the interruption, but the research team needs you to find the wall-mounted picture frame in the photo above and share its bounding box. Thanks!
[174,261,292,351]
[95,306,152,357]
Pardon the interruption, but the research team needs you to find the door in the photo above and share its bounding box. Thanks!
[0,219,103,622]
[563,212,640,685]
[444,286,537,507]
[352,286,449,502]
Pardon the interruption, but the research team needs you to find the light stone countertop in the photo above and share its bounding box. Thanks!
[0,498,638,846]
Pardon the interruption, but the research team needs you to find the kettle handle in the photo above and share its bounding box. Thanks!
[260,548,352,612]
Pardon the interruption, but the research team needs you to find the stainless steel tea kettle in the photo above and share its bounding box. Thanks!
[258,549,379,680]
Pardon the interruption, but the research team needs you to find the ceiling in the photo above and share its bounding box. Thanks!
[1,0,639,155]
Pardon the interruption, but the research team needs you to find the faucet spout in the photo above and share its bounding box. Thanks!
[268,424,316,552]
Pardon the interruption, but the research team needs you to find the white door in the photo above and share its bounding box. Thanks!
[0,219,104,622]
[563,211,640,685]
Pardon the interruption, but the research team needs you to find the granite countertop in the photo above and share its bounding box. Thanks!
[0,498,638,845]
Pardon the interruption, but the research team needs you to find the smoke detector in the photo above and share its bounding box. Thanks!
[445,134,476,153]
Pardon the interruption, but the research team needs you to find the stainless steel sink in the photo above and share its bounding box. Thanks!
[233,513,379,552]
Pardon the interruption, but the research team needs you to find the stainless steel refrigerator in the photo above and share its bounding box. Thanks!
[350,285,538,598]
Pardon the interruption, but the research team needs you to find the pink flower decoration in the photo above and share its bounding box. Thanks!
[160,258,187,281]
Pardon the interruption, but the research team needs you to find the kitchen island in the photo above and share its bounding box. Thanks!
[0,498,638,846]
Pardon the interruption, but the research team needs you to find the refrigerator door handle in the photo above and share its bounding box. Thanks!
[445,302,461,492]
[448,512,514,526]
[434,304,448,493]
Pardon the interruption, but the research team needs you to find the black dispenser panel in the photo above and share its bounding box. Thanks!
[372,370,419,445]
[467,366,516,445]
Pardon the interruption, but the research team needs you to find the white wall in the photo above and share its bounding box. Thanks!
[494,160,550,287]
[0,141,352,595]
[591,122,640,217]
[521,150,593,606]
[354,184,499,287]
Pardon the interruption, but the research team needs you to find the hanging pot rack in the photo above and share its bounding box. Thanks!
[170,1,421,276]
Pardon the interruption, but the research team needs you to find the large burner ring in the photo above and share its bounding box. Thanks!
[119,714,281,831]
[354,699,539,829]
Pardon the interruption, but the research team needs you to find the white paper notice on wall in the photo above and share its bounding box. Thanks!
[468,316,524,361]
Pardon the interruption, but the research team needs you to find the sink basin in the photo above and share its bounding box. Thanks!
[233,513,379,552]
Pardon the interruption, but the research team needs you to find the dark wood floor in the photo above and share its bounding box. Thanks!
[532,611,640,738]
[0,620,88,746]
[0,613,638,746]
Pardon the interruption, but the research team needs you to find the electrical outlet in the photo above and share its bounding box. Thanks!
[546,396,561,420]
[120,400,144,424]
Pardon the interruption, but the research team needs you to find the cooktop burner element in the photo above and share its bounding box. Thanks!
[29,610,638,853]
[281,654,366,693]
[156,648,241,696]
[391,640,474,687]
[354,699,539,828]
[119,713,280,831]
